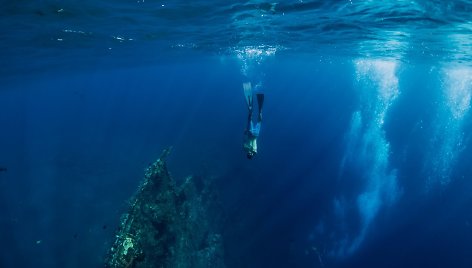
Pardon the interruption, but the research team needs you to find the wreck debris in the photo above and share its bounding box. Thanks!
[105,148,224,268]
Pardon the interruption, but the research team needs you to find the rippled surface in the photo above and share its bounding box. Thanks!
[1,0,472,75]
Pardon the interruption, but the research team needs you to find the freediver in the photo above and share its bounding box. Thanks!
[243,82,264,159]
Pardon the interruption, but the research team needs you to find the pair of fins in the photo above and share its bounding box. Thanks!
[243,82,264,112]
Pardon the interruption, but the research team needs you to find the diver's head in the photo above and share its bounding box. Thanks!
[246,150,256,159]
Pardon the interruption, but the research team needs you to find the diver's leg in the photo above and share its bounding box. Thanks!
[246,106,253,130]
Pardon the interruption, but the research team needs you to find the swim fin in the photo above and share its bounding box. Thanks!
[243,82,253,108]
[256,93,264,114]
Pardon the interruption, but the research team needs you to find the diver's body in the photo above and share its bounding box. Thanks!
[243,82,264,159]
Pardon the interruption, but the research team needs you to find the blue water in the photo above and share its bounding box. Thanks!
[2,1,472,267]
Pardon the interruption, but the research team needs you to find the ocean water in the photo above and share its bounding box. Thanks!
[1,1,472,267]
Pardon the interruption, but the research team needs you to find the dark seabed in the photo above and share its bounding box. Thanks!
[1,1,472,267]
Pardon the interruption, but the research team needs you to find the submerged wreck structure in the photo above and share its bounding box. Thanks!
[105,148,225,268]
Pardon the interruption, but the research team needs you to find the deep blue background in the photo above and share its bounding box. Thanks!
[1,56,472,268]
